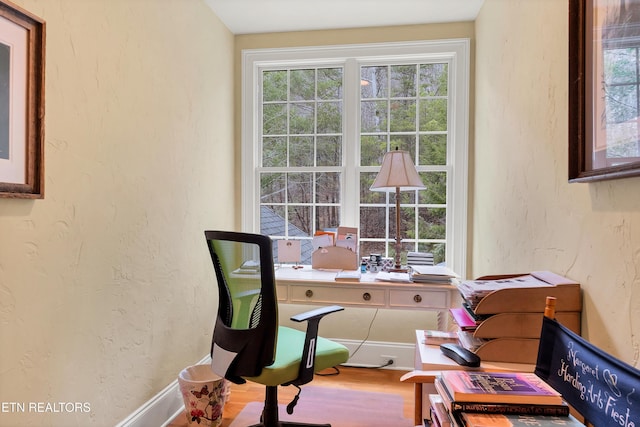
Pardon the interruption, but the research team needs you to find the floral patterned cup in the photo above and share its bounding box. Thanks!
[178,364,229,426]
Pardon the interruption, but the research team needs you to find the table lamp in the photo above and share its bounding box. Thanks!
[370,148,425,272]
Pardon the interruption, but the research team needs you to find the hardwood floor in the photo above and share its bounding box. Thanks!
[168,366,415,427]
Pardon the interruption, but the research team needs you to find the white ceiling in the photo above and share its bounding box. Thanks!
[205,0,485,35]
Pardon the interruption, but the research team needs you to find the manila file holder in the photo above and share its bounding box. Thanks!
[311,246,358,270]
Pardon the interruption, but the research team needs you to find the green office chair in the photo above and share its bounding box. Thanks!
[204,230,350,427]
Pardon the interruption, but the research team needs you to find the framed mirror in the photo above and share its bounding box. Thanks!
[569,0,640,182]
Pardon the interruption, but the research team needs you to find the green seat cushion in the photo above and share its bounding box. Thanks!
[244,326,349,387]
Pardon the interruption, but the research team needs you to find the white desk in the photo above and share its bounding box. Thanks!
[274,267,459,329]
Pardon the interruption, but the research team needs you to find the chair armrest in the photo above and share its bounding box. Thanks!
[290,305,344,323]
[287,305,344,386]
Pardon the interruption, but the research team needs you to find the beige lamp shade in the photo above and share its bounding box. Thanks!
[370,149,425,192]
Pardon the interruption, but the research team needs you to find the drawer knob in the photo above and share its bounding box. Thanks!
[413,294,422,303]
[305,289,313,298]
[362,292,371,301]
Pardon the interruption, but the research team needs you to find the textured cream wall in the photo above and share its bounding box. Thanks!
[0,1,234,425]
[474,0,640,366]
[234,23,475,345]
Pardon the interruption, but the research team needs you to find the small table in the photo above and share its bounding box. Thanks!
[274,267,460,329]
[402,330,535,425]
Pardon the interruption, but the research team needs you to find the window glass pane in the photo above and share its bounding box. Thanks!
[418,242,446,265]
[287,173,312,204]
[419,134,447,166]
[361,66,388,98]
[317,135,341,166]
[263,70,287,102]
[389,135,416,156]
[260,173,285,203]
[419,207,446,239]
[419,171,447,204]
[262,136,287,167]
[315,172,340,203]
[288,205,312,235]
[359,172,386,203]
[391,206,417,237]
[361,135,388,167]
[316,205,340,230]
[290,103,315,134]
[361,100,388,133]
[318,68,343,99]
[317,101,342,133]
[390,100,416,132]
[419,99,447,132]
[263,103,287,135]
[359,241,386,259]
[360,206,386,239]
[290,69,315,101]
[390,65,416,98]
[260,205,286,235]
[290,136,313,167]
[420,63,448,96]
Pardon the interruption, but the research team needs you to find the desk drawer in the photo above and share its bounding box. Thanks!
[290,286,385,306]
[389,289,449,309]
[276,285,287,301]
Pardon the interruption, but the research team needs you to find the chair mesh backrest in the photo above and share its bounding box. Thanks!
[205,231,278,379]
[535,316,640,426]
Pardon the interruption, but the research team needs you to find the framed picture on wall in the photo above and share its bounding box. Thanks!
[569,0,640,182]
[0,0,44,198]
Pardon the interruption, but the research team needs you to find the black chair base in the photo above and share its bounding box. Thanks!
[248,385,331,427]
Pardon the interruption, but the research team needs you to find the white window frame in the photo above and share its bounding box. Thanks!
[241,39,469,278]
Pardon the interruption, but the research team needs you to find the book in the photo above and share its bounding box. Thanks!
[429,394,452,427]
[449,400,570,417]
[460,412,584,427]
[423,329,459,345]
[440,371,563,406]
[434,377,569,418]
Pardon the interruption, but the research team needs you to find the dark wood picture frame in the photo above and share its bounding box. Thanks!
[569,0,640,182]
[0,0,44,198]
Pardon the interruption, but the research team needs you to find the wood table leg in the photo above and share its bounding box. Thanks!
[414,382,423,425]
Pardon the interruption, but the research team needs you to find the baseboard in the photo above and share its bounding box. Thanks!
[115,341,414,427]
[334,338,415,370]
[114,354,212,427]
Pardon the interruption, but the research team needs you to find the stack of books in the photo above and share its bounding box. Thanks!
[407,251,434,266]
[430,370,585,427]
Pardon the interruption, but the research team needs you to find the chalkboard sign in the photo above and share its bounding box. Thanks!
[535,316,639,426]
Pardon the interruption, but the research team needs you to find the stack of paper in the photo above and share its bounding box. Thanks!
[410,265,459,284]
[457,275,552,310]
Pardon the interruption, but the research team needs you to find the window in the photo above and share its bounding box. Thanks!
[242,40,469,277]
